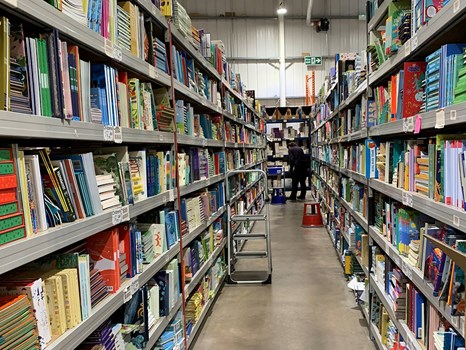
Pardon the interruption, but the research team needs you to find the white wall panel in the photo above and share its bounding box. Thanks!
[179,0,368,99]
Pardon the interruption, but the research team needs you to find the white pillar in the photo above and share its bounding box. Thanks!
[278,14,286,107]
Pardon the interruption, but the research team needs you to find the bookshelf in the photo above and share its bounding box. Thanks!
[0,0,266,349]
[312,0,466,349]
[265,109,312,191]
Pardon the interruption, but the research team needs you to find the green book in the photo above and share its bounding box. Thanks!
[38,39,52,117]
[428,143,435,199]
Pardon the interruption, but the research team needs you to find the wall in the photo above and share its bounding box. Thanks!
[178,0,367,102]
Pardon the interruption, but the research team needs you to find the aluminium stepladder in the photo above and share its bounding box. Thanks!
[225,169,272,284]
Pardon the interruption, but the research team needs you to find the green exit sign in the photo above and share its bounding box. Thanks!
[304,56,323,66]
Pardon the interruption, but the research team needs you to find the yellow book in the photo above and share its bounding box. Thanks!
[56,269,81,328]
[160,0,173,17]
[43,275,67,335]
[380,308,389,345]
[0,17,10,111]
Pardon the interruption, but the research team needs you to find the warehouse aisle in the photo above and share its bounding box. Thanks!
[192,200,376,350]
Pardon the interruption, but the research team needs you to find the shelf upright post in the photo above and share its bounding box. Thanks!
[166,18,188,348]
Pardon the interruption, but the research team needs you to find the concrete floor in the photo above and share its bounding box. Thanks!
[192,200,376,350]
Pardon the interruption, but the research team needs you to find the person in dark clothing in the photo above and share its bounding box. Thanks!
[288,142,307,200]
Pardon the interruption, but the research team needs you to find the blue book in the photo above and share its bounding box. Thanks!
[165,210,178,247]
[440,44,466,108]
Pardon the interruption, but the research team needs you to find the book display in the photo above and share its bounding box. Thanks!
[0,0,266,349]
[312,1,466,349]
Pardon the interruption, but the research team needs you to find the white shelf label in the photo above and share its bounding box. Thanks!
[402,118,409,133]
[411,35,419,51]
[104,38,114,58]
[103,126,114,141]
[130,276,139,294]
[402,191,413,207]
[113,45,122,62]
[453,214,461,227]
[114,126,122,143]
[404,39,411,57]
[450,109,457,121]
[435,109,445,129]
[453,0,461,13]
[112,208,123,225]
[121,205,130,222]
[123,285,132,303]
[159,134,164,142]
[169,190,175,202]
[148,65,159,79]
[203,139,208,147]
[407,116,415,132]
[451,316,459,327]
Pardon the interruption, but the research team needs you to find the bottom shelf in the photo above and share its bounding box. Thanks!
[187,273,226,348]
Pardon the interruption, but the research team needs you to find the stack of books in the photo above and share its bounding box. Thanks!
[0,294,40,349]
[192,26,201,51]
[173,1,192,43]
[153,37,169,74]
[155,88,175,132]
[117,5,132,51]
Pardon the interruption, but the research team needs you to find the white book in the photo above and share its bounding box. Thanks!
[101,196,121,210]
[80,60,91,122]
[82,152,103,214]
[98,183,116,194]
[24,154,48,231]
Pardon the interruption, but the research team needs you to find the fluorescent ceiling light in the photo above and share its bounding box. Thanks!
[277,2,287,15]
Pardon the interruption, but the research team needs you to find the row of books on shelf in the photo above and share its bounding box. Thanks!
[0,14,261,131]
[1,140,262,247]
[370,47,466,126]
[375,136,466,211]
[340,178,368,219]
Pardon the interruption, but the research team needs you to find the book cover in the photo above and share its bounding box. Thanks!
[402,61,426,118]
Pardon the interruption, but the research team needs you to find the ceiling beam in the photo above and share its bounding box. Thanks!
[189,15,358,20]
[226,56,334,64]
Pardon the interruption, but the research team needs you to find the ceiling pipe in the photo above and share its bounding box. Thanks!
[306,0,314,26]
[189,15,357,20]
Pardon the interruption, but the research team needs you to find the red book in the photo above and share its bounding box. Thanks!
[402,62,426,118]
[87,227,120,293]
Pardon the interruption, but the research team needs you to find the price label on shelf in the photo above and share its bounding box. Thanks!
[159,134,164,142]
[112,208,123,225]
[114,126,123,143]
[130,276,139,295]
[203,139,208,147]
[393,254,401,267]
[407,116,415,132]
[113,45,123,62]
[453,214,461,227]
[123,285,132,303]
[121,205,130,222]
[435,109,445,129]
[169,190,175,202]
[411,35,419,51]
[453,0,461,13]
[148,65,158,79]
[402,191,413,207]
[404,39,411,57]
[162,195,167,204]
[104,38,114,58]
[450,109,457,121]
[402,118,409,133]
[103,126,114,142]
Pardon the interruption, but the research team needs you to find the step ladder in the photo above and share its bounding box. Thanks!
[226,169,272,284]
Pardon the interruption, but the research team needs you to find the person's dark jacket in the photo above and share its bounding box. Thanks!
[288,146,307,174]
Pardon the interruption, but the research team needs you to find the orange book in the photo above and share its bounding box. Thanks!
[86,227,120,293]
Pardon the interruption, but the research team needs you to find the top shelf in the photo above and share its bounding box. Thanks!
[368,0,466,86]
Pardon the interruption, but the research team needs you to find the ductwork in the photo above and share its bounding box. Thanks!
[306,0,314,26]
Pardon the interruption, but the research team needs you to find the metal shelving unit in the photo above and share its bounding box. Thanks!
[0,0,266,348]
